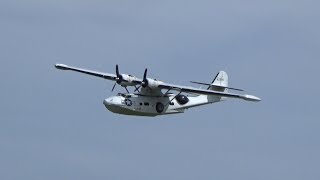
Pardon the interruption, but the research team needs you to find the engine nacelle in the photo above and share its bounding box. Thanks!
[119,74,139,86]
[145,78,162,89]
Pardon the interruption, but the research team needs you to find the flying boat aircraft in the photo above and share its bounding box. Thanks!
[55,64,261,116]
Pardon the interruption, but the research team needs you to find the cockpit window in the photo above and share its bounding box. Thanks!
[117,93,131,98]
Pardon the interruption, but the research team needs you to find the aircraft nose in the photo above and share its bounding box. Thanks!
[103,97,121,106]
[103,99,108,106]
[103,98,113,106]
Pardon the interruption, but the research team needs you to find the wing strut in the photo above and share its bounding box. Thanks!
[165,91,182,106]
[124,87,130,93]
[163,88,173,97]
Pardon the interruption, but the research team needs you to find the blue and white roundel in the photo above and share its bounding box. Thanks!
[124,99,132,106]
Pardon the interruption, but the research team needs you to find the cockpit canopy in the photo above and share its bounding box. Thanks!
[117,93,132,98]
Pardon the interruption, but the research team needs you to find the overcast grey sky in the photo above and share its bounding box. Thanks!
[1,0,320,179]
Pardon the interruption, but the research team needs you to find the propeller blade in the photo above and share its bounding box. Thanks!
[141,68,149,88]
[143,68,147,80]
[115,64,123,84]
[116,64,119,77]
[111,82,117,92]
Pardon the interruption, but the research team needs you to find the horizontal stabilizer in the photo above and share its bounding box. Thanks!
[190,81,244,91]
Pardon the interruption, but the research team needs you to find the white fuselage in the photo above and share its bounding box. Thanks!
[103,93,224,117]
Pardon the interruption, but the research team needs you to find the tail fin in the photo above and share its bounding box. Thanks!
[209,71,228,92]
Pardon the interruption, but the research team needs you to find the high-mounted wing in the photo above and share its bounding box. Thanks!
[158,83,261,102]
[55,64,117,81]
[55,64,261,101]
[55,64,143,93]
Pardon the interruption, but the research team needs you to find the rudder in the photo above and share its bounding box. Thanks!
[209,71,228,92]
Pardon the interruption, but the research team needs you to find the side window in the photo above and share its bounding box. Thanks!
[139,103,143,106]
[144,102,149,106]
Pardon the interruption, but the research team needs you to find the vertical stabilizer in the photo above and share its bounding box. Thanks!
[209,71,228,92]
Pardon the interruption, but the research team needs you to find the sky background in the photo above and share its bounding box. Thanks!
[1,0,320,179]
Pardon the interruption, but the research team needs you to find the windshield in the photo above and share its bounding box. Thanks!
[117,93,131,98]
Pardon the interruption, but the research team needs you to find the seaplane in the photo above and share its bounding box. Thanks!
[55,64,261,117]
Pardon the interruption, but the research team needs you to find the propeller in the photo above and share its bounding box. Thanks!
[112,66,148,93]
[111,82,117,91]
[132,68,148,92]
[141,68,148,88]
[115,64,123,84]
[111,64,125,92]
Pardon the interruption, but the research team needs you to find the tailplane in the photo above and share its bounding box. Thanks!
[209,71,228,92]
[190,71,244,92]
